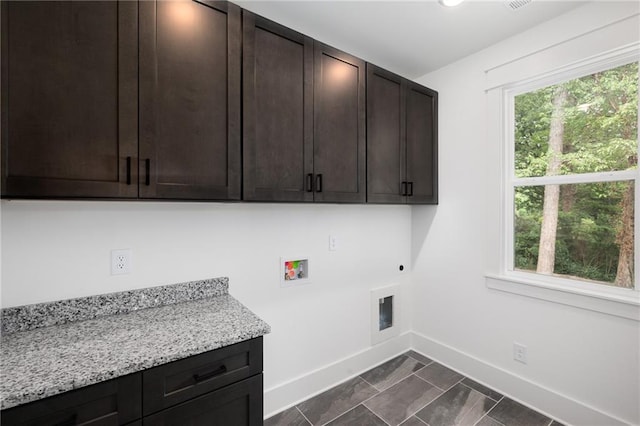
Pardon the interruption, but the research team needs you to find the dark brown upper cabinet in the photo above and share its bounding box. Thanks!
[366,64,438,204]
[406,80,438,204]
[1,1,139,199]
[243,12,366,203]
[313,42,366,203]
[139,0,241,200]
[2,1,435,204]
[2,0,241,201]
[242,11,314,202]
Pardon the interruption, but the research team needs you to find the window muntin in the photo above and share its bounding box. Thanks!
[514,62,638,178]
[509,61,638,290]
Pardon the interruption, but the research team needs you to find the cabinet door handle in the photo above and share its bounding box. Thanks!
[401,181,407,196]
[306,173,314,192]
[145,159,151,186]
[53,414,77,426]
[408,181,414,197]
[316,174,323,193]
[193,365,227,383]
[126,157,132,185]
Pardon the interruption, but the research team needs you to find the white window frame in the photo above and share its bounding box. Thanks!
[486,49,640,321]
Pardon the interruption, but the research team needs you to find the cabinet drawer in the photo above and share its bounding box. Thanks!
[142,337,263,416]
[143,374,263,426]
[0,373,141,426]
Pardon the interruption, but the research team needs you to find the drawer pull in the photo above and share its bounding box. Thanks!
[193,365,227,383]
[53,414,77,426]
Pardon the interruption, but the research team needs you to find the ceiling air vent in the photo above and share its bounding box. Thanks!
[505,0,532,11]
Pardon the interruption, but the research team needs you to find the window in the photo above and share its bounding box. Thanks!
[505,61,639,292]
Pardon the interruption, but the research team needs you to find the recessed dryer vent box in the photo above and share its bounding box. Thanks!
[371,284,401,345]
[280,256,310,287]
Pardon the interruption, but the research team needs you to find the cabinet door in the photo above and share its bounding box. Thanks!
[1,1,138,199]
[366,64,406,204]
[242,12,313,202]
[313,42,366,203]
[406,81,438,204]
[139,1,241,200]
[0,373,141,426]
[143,374,263,426]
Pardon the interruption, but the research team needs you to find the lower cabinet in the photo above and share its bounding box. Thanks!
[0,338,264,426]
[0,374,142,426]
[143,375,263,426]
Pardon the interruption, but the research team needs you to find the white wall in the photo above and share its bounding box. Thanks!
[412,2,639,425]
[0,200,412,412]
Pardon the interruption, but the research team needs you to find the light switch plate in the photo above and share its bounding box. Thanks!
[329,235,339,251]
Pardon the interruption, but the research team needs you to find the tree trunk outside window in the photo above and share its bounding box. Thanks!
[537,85,568,275]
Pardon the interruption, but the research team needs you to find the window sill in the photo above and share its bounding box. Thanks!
[485,273,640,321]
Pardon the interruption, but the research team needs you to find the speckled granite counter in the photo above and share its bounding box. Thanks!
[0,278,270,410]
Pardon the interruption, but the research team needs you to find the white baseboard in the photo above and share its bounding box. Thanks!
[410,331,632,426]
[263,332,411,418]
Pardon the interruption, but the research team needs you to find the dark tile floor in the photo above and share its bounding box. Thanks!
[265,351,564,426]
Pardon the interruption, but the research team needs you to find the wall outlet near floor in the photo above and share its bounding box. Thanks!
[111,249,132,275]
[513,342,527,364]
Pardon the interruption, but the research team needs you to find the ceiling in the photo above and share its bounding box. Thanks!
[233,0,587,79]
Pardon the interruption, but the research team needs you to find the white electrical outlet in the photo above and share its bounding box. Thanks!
[329,235,339,251]
[513,342,527,364]
[111,249,132,275]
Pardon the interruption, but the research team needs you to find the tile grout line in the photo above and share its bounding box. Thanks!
[460,393,497,425]
[458,381,500,403]
[362,357,430,394]
[411,371,446,391]
[398,373,447,421]
[410,374,500,426]
[358,374,379,390]
[359,385,385,407]
[479,395,506,426]
[314,376,383,426]
[405,352,434,368]
[369,369,421,394]
[367,404,393,426]
[413,369,464,393]
[412,416,430,426]
[298,376,381,426]
[473,410,507,426]
[296,406,314,426]
[413,363,428,376]
[395,389,445,426]
[440,386,486,425]
[359,370,440,424]
[319,403,391,426]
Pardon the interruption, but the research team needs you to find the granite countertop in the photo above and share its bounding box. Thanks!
[0,278,270,410]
